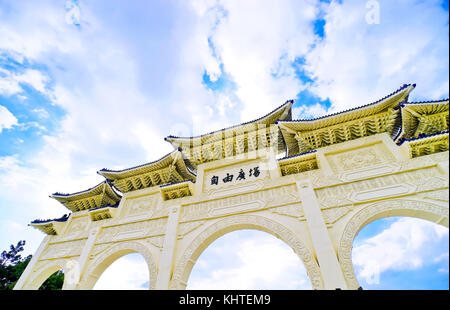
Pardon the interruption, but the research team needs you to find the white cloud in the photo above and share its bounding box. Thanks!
[433,252,449,263]
[0,155,20,170]
[0,67,50,96]
[292,103,328,119]
[0,1,84,61]
[0,105,18,133]
[187,230,312,290]
[304,0,449,113]
[32,108,50,119]
[202,0,318,121]
[15,69,50,95]
[352,217,449,285]
[0,70,22,95]
[65,0,80,26]
[17,121,47,132]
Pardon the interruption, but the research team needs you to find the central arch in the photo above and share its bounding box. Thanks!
[78,240,158,289]
[170,214,324,289]
[338,198,449,289]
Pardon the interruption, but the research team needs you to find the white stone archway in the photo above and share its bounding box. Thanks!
[16,92,449,290]
[170,214,324,290]
[77,240,158,290]
[337,198,449,289]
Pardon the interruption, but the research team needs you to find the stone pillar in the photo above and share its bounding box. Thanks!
[14,236,51,290]
[296,180,348,290]
[315,150,334,176]
[65,227,100,290]
[155,205,181,289]
[266,149,281,179]
[437,160,449,175]
[195,168,205,195]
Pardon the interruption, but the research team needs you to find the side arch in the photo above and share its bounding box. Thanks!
[338,198,449,289]
[78,240,158,289]
[170,214,324,289]
[23,259,67,290]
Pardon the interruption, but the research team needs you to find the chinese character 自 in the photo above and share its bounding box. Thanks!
[211,175,219,185]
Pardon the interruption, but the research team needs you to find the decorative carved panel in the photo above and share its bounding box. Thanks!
[326,142,395,173]
[181,184,300,222]
[40,239,86,260]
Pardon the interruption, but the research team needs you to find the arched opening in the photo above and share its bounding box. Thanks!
[93,253,149,290]
[25,261,66,290]
[352,216,449,289]
[171,215,322,289]
[78,241,157,290]
[337,199,449,289]
[187,229,312,289]
[38,269,64,290]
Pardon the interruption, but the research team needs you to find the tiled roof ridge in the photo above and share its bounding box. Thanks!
[396,130,449,146]
[399,98,449,106]
[277,84,414,124]
[51,180,120,198]
[98,148,182,174]
[88,202,120,212]
[159,179,195,188]
[277,149,317,161]
[165,99,294,140]
[30,213,70,225]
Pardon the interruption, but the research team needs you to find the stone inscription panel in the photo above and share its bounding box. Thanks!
[203,159,268,191]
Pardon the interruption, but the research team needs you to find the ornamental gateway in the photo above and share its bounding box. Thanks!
[15,84,449,290]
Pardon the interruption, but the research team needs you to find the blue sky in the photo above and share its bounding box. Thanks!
[0,0,448,289]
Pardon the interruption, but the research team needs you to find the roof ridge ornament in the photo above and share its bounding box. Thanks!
[278,84,416,156]
[50,180,121,212]
[164,99,294,169]
[97,148,196,193]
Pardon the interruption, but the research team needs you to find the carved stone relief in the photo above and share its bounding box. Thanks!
[326,143,395,174]
[270,203,305,220]
[177,221,206,239]
[64,216,89,239]
[124,194,166,219]
[181,184,300,222]
[145,236,165,249]
[40,239,86,260]
[322,206,351,226]
[418,188,449,202]
[96,218,168,244]
[315,166,447,209]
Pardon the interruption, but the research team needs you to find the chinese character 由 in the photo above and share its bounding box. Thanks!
[223,173,234,183]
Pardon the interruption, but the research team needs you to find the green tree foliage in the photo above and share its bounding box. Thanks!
[39,270,64,290]
[0,240,63,290]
